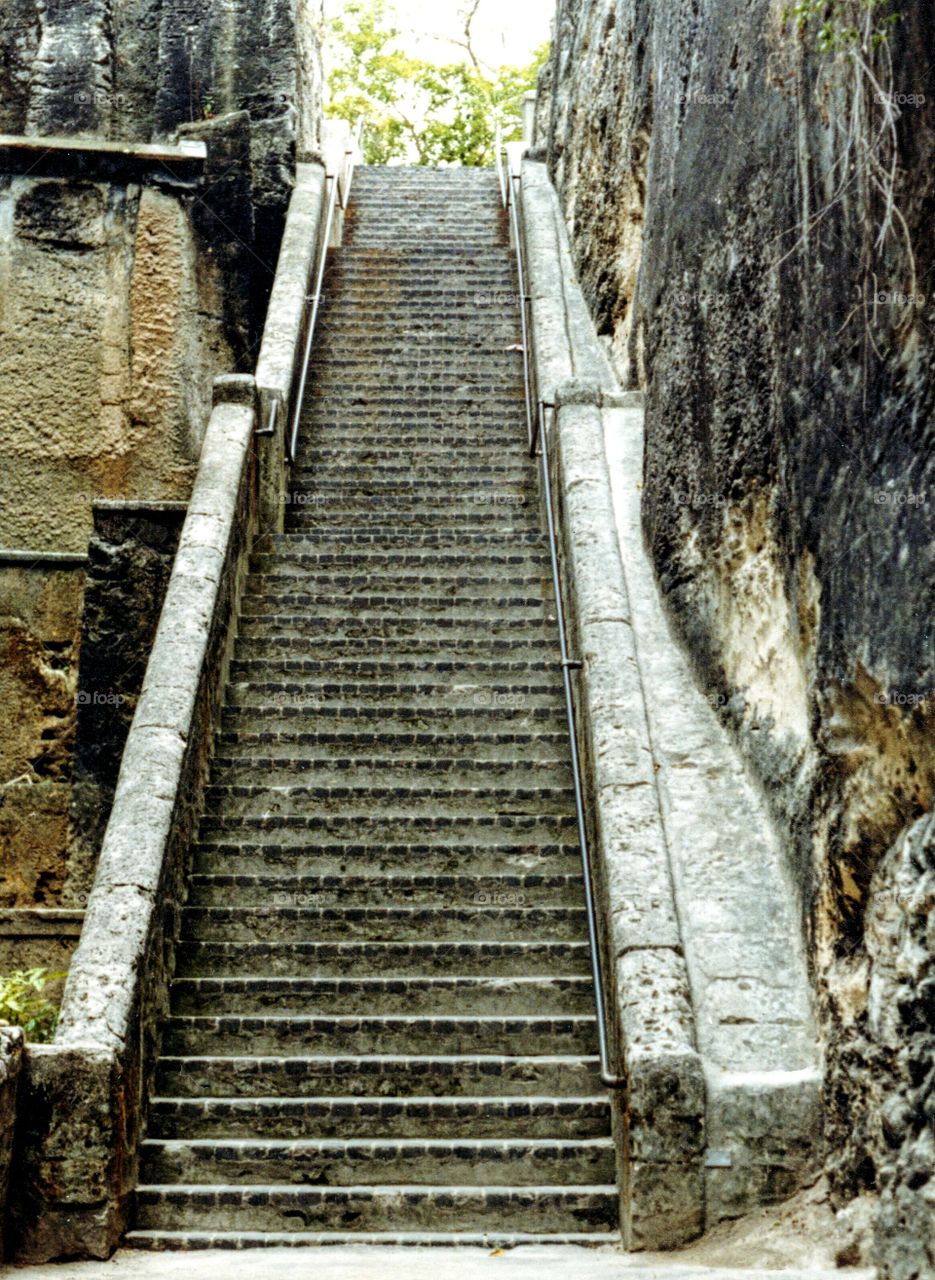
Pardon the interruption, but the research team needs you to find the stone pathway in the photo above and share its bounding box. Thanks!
[6,1243,875,1280]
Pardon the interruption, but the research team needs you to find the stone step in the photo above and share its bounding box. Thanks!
[267,529,542,545]
[222,693,563,716]
[238,594,548,618]
[295,433,525,451]
[202,783,574,818]
[161,1014,598,1057]
[208,759,571,791]
[320,280,519,295]
[293,437,530,457]
[301,386,523,402]
[302,370,522,387]
[139,1137,615,1188]
[133,1184,618,1235]
[147,1094,610,1140]
[234,636,558,663]
[276,481,534,502]
[332,241,509,253]
[214,731,568,762]
[178,904,587,944]
[173,940,590,980]
[294,417,527,432]
[298,421,525,439]
[297,453,526,471]
[329,244,511,259]
[317,301,520,316]
[281,518,537,536]
[323,269,517,285]
[237,615,553,642]
[280,503,536,523]
[185,872,582,910]
[250,553,549,575]
[154,1053,603,1099]
[124,1228,620,1248]
[308,316,519,333]
[222,680,561,711]
[342,240,507,252]
[192,838,579,878]
[243,571,548,595]
[305,344,521,357]
[290,463,533,480]
[168,976,595,1018]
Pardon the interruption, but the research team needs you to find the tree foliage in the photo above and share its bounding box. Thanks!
[326,0,548,166]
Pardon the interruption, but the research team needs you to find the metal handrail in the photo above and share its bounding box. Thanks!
[287,120,365,464]
[506,169,535,455]
[498,138,624,1090]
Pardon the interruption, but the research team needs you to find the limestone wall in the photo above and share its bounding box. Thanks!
[0,0,324,555]
[538,2,935,1274]
[0,5,323,931]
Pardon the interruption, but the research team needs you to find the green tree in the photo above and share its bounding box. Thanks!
[326,0,548,166]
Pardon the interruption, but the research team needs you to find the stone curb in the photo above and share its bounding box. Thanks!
[254,160,327,533]
[11,389,257,1262]
[520,160,705,1249]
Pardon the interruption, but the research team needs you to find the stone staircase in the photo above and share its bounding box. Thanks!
[126,166,619,1248]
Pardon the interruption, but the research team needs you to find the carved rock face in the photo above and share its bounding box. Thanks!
[539,1,935,1271]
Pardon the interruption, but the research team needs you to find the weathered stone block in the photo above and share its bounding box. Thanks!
[10,1044,127,1260]
[623,1158,705,1251]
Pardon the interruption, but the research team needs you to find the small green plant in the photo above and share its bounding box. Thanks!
[0,968,65,1042]
[783,0,901,52]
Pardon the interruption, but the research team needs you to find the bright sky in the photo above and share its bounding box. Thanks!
[323,0,555,70]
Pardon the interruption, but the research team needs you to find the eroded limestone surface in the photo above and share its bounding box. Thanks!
[538,1,935,1272]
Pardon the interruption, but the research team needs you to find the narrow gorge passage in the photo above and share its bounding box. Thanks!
[128,166,618,1248]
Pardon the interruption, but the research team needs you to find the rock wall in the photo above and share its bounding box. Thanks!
[539,1,935,1273]
[65,501,186,904]
[0,1,324,555]
[0,5,323,940]
[0,557,84,907]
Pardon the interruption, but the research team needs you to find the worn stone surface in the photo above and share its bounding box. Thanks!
[0,2,323,553]
[0,785,70,908]
[837,813,935,1279]
[540,1,935,1269]
[10,1043,132,1261]
[66,501,186,904]
[0,559,83,906]
[10,388,258,1260]
[604,399,820,1217]
[543,381,703,1241]
[527,162,821,1236]
[0,174,225,553]
[0,1025,23,1259]
[57,392,256,1054]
